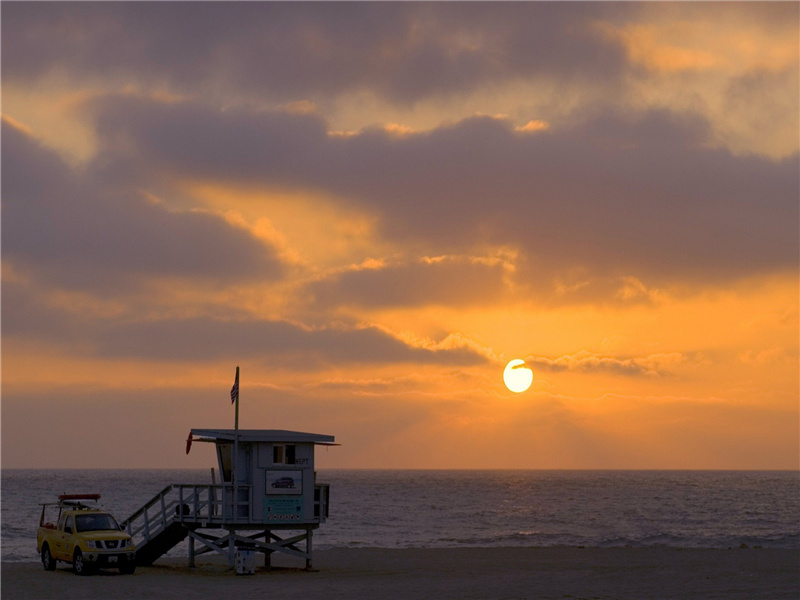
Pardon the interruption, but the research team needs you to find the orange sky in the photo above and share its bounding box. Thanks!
[2,2,798,469]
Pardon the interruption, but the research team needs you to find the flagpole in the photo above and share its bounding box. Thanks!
[234,366,240,432]
[233,366,239,521]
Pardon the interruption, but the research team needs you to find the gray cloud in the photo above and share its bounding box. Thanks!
[2,119,285,293]
[2,3,630,106]
[309,257,509,309]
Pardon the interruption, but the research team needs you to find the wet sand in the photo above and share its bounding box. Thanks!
[3,547,798,599]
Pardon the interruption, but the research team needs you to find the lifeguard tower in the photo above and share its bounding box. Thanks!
[121,428,336,570]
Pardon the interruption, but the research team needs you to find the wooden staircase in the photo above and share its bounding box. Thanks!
[120,484,235,565]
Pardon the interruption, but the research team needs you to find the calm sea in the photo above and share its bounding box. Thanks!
[2,469,798,562]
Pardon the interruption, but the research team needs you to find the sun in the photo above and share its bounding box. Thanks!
[503,359,533,393]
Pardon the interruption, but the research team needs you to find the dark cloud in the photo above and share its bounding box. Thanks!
[347,111,798,286]
[2,279,488,367]
[2,3,629,105]
[309,257,508,309]
[1,119,285,293]
[89,95,330,188]
[87,96,799,297]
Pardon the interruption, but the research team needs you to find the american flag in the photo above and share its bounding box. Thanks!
[230,367,239,404]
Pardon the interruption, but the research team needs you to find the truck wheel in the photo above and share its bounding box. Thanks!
[73,549,91,576]
[41,545,56,571]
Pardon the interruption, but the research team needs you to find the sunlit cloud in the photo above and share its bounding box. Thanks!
[601,23,720,73]
[515,119,550,133]
[383,122,416,137]
[280,99,319,115]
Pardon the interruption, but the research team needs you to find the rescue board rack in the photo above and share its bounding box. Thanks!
[39,494,102,506]
[56,494,102,508]
[39,494,104,528]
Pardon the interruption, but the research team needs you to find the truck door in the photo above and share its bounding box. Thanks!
[55,514,75,560]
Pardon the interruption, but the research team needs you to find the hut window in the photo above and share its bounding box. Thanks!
[286,445,296,465]
[273,444,296,465]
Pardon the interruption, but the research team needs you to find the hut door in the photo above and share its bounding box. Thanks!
[217,443,233,482]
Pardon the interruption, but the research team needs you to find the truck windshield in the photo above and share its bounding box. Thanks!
[75,513,120,532]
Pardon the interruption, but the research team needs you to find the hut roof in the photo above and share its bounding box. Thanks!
[190,429,336,445]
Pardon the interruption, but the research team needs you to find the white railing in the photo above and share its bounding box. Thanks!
[121,484,253,547]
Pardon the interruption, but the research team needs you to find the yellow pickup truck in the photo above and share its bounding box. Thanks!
[37,494,136,575]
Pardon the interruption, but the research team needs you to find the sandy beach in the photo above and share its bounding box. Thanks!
[3,547,798,600]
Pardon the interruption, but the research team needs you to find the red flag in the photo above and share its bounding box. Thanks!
[185,432,193,455]
[230,367,239,404]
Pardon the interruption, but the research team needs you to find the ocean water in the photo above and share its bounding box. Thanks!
[2,469,798,562]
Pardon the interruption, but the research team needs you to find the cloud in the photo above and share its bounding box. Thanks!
[525,350,688,377]
[84,95,798,300]
[2,118,286,293]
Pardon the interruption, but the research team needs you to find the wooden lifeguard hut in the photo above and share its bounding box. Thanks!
[122,429,335,569]
[120,369,336,570]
